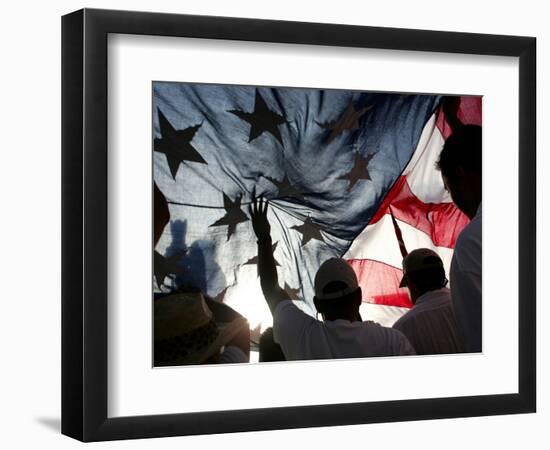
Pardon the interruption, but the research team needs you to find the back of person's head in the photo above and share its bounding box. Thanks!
[437,125,482,180]
[400,249,448,303]
[436,125,482,218]
[407,266,447,297]
[259,327,286,362]
[313,258,362,321]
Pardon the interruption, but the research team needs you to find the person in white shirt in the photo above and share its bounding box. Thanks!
[393,248,464,355]
[248,196,415,361]
[437,125,482,352]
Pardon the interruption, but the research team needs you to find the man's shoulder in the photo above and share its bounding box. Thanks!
[418,288,452,306]
[454,218,481,270]
[456,220,480,246]
[360,319,385,329]
[364,320,408,339]
[392,310,412,330]
[456,208,481,249]
[274,299,316,326]
[274,299,295,315]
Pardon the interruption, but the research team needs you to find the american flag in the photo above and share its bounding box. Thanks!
[152,82,480,340]
[347,96,481,326]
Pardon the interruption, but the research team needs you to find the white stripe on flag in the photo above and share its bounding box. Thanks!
[403,113,450,203]
[359,303,410,327]
[344,214,454,275]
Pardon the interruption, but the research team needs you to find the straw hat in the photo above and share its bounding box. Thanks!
[154,292,248,366]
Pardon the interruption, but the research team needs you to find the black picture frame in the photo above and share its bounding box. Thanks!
[61,8,536,442]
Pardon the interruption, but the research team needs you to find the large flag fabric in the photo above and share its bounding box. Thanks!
[348,96,481,326]
[153,82,479,338]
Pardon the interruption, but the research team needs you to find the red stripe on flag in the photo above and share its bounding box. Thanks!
[369,176,469,248]
[347,259,413,308]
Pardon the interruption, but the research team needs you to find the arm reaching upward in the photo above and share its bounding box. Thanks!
[248,196,290,314]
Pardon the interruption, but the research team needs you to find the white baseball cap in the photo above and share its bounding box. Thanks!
[314,258,359,300]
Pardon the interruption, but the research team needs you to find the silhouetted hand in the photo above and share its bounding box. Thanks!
[248,195,288,314]
[248,195,271,241]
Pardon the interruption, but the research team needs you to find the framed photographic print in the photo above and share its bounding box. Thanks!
[61,8,536,442]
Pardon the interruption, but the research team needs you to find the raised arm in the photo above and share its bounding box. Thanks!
[248,196,290,314]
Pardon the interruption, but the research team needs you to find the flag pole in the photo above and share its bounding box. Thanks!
[389,206,408,259]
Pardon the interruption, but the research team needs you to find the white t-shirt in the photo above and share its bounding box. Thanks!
[450,203,482,352]
[273,300,415,360]
[392,288,464,355]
